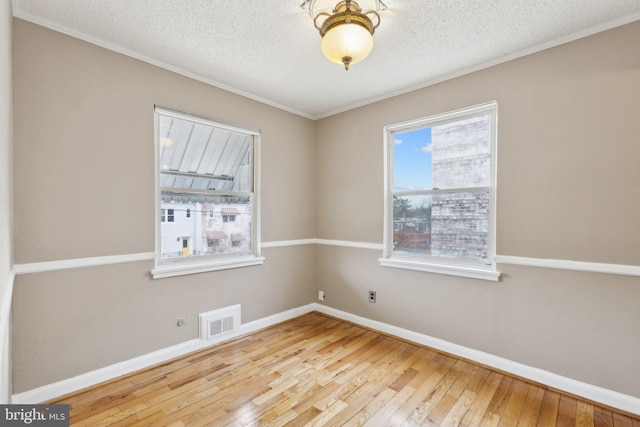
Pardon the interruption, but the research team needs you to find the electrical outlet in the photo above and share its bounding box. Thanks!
[368,290,376,303]
[176,317,186,327]
[318,290,325,301]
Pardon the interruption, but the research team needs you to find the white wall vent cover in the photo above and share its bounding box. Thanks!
[199,304,241,341]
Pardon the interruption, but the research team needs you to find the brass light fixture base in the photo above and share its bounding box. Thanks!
[316,1,376,38]
[342,56,353,70]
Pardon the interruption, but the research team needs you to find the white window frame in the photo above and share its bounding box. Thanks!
[379,102,500,281]
[151,106,263,279]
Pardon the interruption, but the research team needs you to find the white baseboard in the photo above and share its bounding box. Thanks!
[11,303,317,404]
[11,339,210,404]
[313,304,640,416]
[12,302,640,416]
[238,304,316,335]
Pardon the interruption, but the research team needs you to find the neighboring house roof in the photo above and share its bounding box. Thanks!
[231,233,245,241]
[206,230,228,240]
[222,208,240,215]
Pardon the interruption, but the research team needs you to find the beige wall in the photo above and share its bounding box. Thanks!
[315,21,640,397]
[11,19,317,392]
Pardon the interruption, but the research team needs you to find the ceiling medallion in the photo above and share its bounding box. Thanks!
[305,0,385,70]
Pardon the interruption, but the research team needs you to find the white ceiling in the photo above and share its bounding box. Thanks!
[13,0,640,119]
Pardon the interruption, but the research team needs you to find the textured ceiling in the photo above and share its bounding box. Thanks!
[13,0,640,119]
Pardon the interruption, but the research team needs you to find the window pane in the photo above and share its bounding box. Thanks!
[158,115,252,192]
[431,114,491,189]
[393,195,432,255]
[393,191,489,263]
[393,114,491,192]
[160,195,252,260]
[393,128,432,191]
[431,191,489,262]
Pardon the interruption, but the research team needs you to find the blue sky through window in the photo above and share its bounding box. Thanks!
[393,127,432,191]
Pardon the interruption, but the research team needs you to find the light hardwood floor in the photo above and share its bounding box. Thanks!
[51,312,640,426]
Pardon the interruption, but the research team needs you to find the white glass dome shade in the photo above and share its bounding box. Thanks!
[321,23,374,69]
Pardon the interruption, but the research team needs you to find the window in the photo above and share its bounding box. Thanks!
[152,107,263,279]
[222,208,238,222]
[160,208,175,223]
[380,102,500,281]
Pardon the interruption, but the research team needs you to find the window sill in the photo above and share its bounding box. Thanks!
[151,255,265,279]
[378,257,501,281]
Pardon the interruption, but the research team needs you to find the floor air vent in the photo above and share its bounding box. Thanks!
[199,304,241,341]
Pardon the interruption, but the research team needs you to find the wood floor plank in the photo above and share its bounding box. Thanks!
[49,312,640,427]
[337,342,414,406]
[427,394,459,425]
[253,381,324,426]
[536,389,561,426]
[576,400,595,427]
[322,386,377,427]
[440,388,477,426]
[594,405,615,427]
[122,410,166,427]
[362,384,416,426]
[613,412,634,427]
[516,385,545,427]
[405,358,465,425]
[343,387,395,426]
[392,355,458,425]
[306,399,349,427]
[282,406,322,427]
[460,371,503,427]
[292,380,342,414]
[556,394,578,427]
[478,375,516,425]
[496,380,529,426]
[447,361,478,398]
[217,392,286,426]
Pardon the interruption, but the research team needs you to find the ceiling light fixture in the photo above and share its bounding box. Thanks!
[306,0,384,70]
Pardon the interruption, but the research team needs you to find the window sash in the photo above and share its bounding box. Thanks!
[392,186,491,197]
[158,195,254,263]
[391,189,491,264]
[382,102,497,274]
[153,106,262,277]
